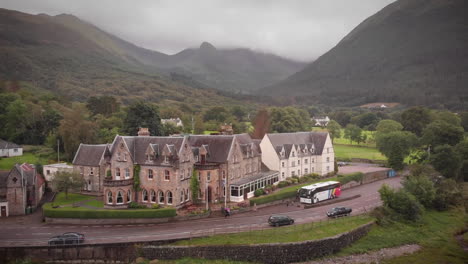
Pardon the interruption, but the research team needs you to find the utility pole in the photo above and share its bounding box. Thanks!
[191,115,194,134]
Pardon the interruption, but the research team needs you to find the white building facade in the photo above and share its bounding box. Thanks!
[260,132,335,181]
[0,139,23,157]
[43,163,74,182]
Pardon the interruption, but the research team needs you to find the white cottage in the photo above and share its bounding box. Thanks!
[260,132,335,181]
[0,139,22,157]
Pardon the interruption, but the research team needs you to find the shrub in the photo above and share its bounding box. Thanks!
[128,202,147,209]
[151,204,160,209]
[43,203,176,218]
[338,172,364,185]
[291,178,299,184]
[378,184,424,221]
[277,181,290,188]
[250,188,297,206]
[433,178,463,211]
[402,175,436,208]
[254,188,265,197]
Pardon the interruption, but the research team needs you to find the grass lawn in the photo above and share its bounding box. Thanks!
[0,152,49,170]
[84,199,104,208]
[333,130,376,147]
[338,209,468,264]
[171,215,373,246]
[334,144,386,161]
[52,192,94,206]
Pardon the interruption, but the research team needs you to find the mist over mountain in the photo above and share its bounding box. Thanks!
[262,0,468,110]
[0,8,304,101]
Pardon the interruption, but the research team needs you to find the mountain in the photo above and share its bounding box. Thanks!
[0,8,304,103]
[157,41,306,93]
[262,0,468,109]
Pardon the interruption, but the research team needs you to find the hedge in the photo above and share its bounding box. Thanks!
[43,203,177,219]
[249,177,338,206]
[337,172,364,185]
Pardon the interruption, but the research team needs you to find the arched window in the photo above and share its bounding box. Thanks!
[127,190,131,203]
[164,170,170,181]
[151,190,156,203]
[148,169,153,180]
[125,168,130,179]
[142,189,148,202]
[167,191,173,204]
[107,191,113,204]
[180,190,184,203]
[158,190,165,204]
[117,191,123,204]
[115,168,120,180]
[185,189,189,201]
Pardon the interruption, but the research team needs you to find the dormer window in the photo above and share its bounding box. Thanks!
[164,155,169,163]
[292,151,295,157]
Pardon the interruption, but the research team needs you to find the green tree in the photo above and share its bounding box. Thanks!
[344,124,364,144]
[376,131,418,170]
[429,144,462,180]
[231,106,247,121]
[269,107,310,133]
[203,106,229,122]
[455,140,468,181]
[330,111,352,127]
[433,111,461,126]
[190,170,200,204]
[401,106,432,136]
[376,119,403,134]
[86,96,120,117]
[58,105,97,160]
[422,120,464,148]
[123,101,163,136]
[50,171,83,199]
[378,184,424,221]
[193,115,205,134]
[326,120,341,143]
[459,112,468,132]
[351,112,380,130]
[433,178,463,211]
[402,175,436,208]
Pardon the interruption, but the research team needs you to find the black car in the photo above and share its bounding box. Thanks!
[48,232,85,245]
[326,207,352,218]
[268,215,294,227]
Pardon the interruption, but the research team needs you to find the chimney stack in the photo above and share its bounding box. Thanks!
[138,127,150,136]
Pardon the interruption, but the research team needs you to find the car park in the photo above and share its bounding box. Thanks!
[48,232,85,245]
[268,215,294,227]
[326,207,352,218]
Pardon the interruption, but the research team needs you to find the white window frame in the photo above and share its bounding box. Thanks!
[125,168,130,179]
[148,169,153,180]
[116,191,124,205]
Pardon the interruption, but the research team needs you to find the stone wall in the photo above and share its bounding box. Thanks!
[1,223,373,263]
[141,222,373,264]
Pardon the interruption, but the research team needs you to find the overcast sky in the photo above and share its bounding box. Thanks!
[1,0,395,62]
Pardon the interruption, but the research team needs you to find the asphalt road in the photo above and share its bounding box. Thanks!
[0,177,401,247]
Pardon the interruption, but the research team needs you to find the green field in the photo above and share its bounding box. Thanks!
[333,130,376,147]
[52,192,94,206]
[334,144,386,161]
[0,152,49,170]
[338,209,468,264]
[172,215,372,246]
[84,199,105,208]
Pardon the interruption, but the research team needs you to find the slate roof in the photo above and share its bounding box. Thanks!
[188,135,234,163]
[121,136,185,164]
[73,144,109,166]
[235,133,261,157]
[267,132,329,157]
[0,139,21,149]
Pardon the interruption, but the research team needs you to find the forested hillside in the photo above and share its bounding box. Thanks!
[263,0,468,110]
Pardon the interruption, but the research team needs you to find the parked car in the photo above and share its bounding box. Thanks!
[48,232,85,245]
[337,162,349,167]
[268,215,294,227]
[326,207,352,218]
